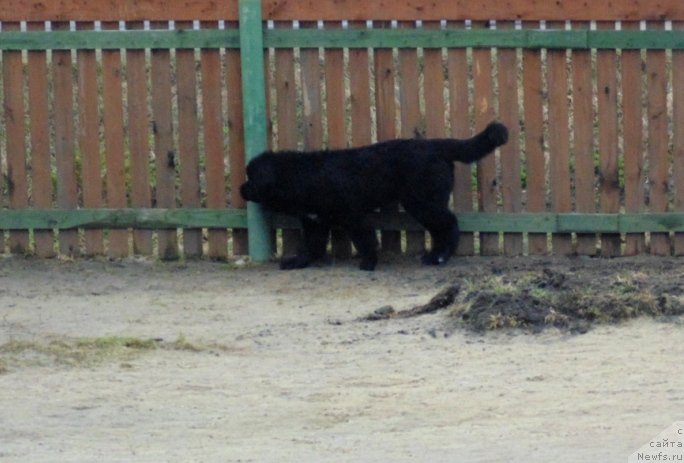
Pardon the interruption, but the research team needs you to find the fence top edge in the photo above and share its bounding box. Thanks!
[1,0,684,23]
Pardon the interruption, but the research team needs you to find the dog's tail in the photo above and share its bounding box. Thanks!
[435,122,509,164]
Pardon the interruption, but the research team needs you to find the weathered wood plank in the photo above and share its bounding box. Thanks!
[497,21,523,256]
[27,21,56,257]
[126,21,154,255]
[522,21,547,255]
[260,0,684,22]
[571,21,598,256]
[472,21,498,255]
[300,22,323,150]
[150,20,179,260]
[596,21,622,257]
[273,21,300,257]
[547,22,573,256]
[3,0,684,22]
[373,21,401,255]
[176,21,203,258]
[423,20,451,256]
[102,21,130,258]
[200,21,229,260]
[348,20,379,255]
[226,21,249,255]
[646,21,671,255]
[621,21,647,255]
[674,21,684,255]
[52,21,80,256]
[322,22,352,258]
[77,21,104,256]
[3,22,30,254]
[447,21,475,256]
[397,21,425,254]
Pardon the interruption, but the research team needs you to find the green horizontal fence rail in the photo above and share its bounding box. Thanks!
[1,28,684,51]
[3,210,684,234]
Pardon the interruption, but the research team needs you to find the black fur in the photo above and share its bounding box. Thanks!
[240,122,509,270]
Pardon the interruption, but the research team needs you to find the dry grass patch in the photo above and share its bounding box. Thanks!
[0,334,232,373]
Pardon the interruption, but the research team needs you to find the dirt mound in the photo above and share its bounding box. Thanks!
[365,263,684,334]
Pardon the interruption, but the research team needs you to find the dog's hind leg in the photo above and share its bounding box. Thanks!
[280,216,330,270]
[403,203,459,265]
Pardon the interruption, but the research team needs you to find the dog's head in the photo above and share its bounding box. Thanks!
[240,153,277,204]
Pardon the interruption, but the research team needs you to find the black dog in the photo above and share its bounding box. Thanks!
[240,122,508,271]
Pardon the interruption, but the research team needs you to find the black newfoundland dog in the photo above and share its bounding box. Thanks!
[240,122,508,271]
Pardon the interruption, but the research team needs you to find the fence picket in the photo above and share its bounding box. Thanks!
[348,21,375,257]
[76,21,103,256]
[547,22,573,256]
[102,21,129,258]
[126,20,154,255]
[398,21,426,255]
[150,20,179,260]
[374,21,401,254]
[226,20,248,256]
[300,21,323,151]
[348,22,372,146]
[323,21,352,258]
[497,21,523,256]
[423,21,450,256]
[53,21,80,256]
[176,21,203,258]
[571,21,598,256]
[646,21,670,256]
[522,21,547,255]
[200,21,228,260]
[596,21,622,257]
[274,21,300,257]
[674,21,684,256]
[622,21,647,255]
[28,21,55,257]
[472,21,498,256]
[3,22,29,254]
[447,21,475,256]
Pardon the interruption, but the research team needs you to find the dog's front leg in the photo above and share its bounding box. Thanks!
[280,215,330,270]
[348,226,379,271]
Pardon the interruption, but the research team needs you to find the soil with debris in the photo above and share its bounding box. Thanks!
[1,254,683,462]
[364,260,684,334]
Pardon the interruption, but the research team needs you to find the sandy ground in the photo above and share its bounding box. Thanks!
[1,255,683,462]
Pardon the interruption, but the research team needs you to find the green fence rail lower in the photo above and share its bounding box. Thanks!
[2,209,684,234]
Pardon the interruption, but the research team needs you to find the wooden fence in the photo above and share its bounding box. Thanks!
[2,0,684,260]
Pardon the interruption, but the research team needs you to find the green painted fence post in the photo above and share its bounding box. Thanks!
[239,0,272,262]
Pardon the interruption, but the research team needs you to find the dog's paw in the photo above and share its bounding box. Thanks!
[485,122,509,147]
[280,255,310,270]
[359,258,377,272]
[421,252,450,266]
